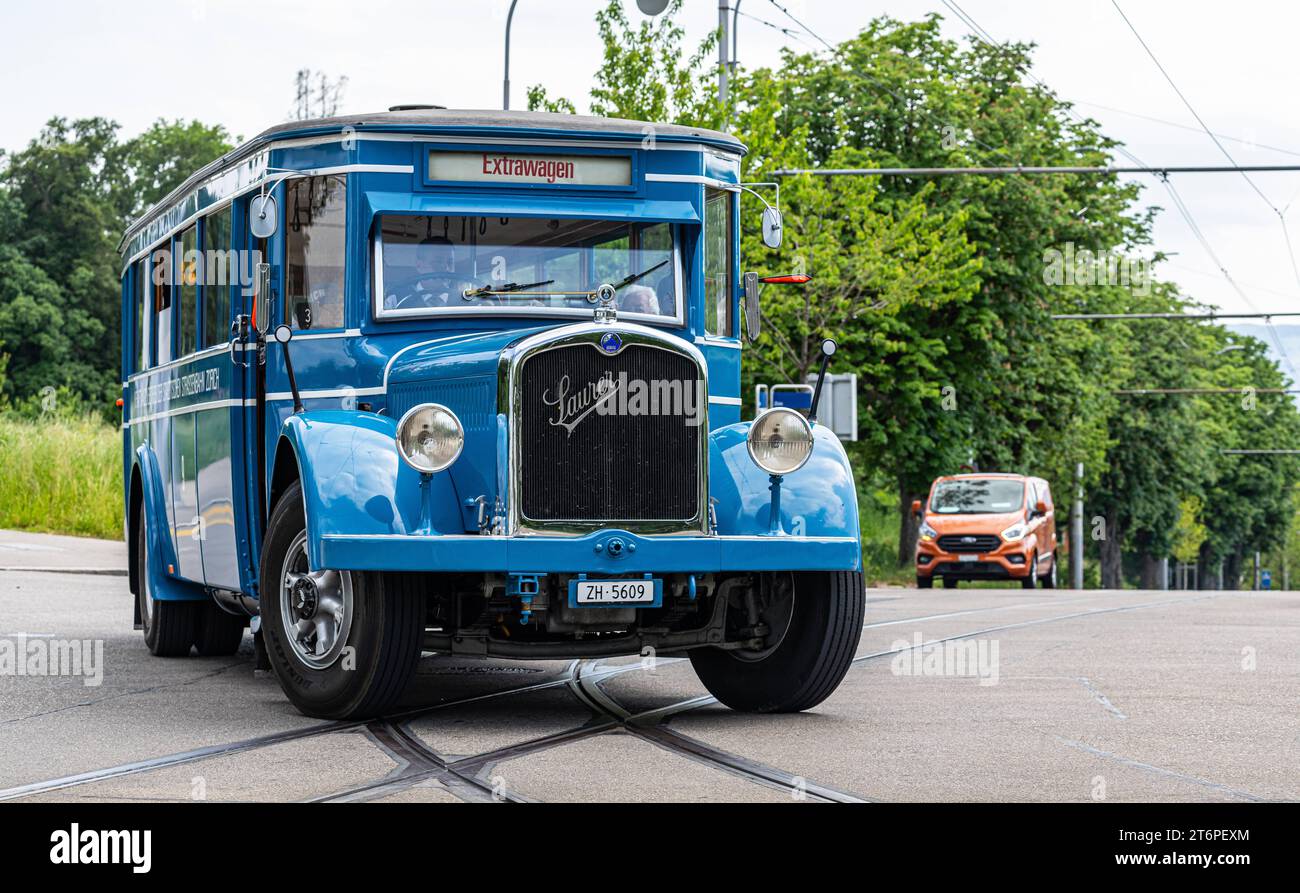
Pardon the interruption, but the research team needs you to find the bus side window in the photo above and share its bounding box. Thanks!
[703,188,733,337]
[178,225,198,356]
[135,257,150,372]
[152,246,173,366]
[202,207,233,348]
[285,175,347,330]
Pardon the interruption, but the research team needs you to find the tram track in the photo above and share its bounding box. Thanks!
[0,590,1224,802]
[0,659,643,802]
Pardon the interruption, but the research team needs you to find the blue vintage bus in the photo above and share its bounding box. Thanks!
[119,108,863,719]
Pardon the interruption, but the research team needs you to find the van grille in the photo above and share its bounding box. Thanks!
[936,534,1001,553]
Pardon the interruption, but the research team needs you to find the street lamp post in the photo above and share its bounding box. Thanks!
[503,0,520,111]
[503,0,673,112]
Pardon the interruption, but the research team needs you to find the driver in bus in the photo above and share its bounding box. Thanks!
[386,236,462,309]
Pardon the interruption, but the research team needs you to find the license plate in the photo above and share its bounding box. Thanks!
[958,554,979,562]
[570,577,661,607]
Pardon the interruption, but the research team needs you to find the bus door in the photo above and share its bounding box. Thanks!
[203,194,271,597]
[191,205,253,593]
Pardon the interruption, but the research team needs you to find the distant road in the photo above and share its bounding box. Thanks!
[0,528,126,574]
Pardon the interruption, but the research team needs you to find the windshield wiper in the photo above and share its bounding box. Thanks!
[610,258,669,292]
[463,279,556,299]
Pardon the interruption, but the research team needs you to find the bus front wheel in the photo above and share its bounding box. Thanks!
[689,571,865,713]
[259,481,424,719]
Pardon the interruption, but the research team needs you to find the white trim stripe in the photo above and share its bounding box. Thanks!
[708,396,742,406]
[125,398,249,426]
[645,173,738,189]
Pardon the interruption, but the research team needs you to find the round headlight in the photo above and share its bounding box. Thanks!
[396,403,464,474]
[747,408,814,475]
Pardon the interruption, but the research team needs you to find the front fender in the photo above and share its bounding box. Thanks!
[277,411,464,569]
[709,421,861,546]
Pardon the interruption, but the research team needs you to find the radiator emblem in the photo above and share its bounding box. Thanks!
[599,331,623,354]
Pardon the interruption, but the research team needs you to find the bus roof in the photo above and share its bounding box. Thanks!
[119,108,745,255]
[257,108,745,148]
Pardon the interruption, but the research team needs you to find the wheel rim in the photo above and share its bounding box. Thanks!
[278,530,353,669]
[1049,556,1057,586]
[1029,553,1038,581]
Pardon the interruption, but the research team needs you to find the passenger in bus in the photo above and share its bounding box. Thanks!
[386,236,465,309]
[619,284,660,316]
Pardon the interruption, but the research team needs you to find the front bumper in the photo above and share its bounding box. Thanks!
[319,529,861,574]
[916,539,1032,580]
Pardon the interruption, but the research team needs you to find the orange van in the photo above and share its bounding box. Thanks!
[913,473,1058,589]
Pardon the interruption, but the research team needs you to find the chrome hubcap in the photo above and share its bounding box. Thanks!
[279,531,353,669]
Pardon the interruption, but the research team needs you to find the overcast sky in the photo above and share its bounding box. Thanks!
[3,0,1299,318]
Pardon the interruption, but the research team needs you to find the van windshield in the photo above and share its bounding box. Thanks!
[930,479,1025,514]
[376,214,677,321]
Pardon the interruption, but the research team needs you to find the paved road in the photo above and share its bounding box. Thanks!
[1,530,1296,802]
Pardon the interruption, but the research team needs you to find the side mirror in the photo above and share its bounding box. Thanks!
[742,271,761,343]
[761,206,783,249]
[253,262,272,335]
[911,499,922,519]
[249,193,278,239]
[1035,499,1048,517]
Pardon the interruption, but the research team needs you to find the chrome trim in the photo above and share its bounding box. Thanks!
[371,216,686,328]
[499,321,710,537]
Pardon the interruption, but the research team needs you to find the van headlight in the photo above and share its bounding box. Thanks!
[747,408,813,475]
[1001,522,1027,542]
[919,521,938,542]
[396,403,464,474]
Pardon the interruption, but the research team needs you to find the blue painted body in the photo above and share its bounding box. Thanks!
[118,115,860,605]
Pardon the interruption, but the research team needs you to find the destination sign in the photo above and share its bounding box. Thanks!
[427,151,632,186]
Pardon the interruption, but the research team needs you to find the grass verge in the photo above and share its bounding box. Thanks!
[0,414,122,540]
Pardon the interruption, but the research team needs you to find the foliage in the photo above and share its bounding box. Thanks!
[0,117,232,409]
[1171,496,1207,565]
[0,412,122,540]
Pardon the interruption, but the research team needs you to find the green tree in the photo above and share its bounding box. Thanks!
[528,0,720,127]
[0,117,233,406]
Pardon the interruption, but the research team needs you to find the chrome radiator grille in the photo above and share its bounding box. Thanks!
[518,342,701,524]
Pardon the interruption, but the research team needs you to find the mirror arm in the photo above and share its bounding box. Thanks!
[733,181,781,215]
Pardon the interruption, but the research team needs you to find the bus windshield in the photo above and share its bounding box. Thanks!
[376,214,678,321]
[930,479,1025,514]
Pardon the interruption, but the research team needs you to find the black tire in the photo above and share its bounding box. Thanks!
[135,506,198,657]
[943,577,959,589]
[259,481,424,719]
[916,575,933,589]
[689,571,864,713]
[194,602,248,656]
[1040,551,1058,589]
[1021,552,1039,589]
